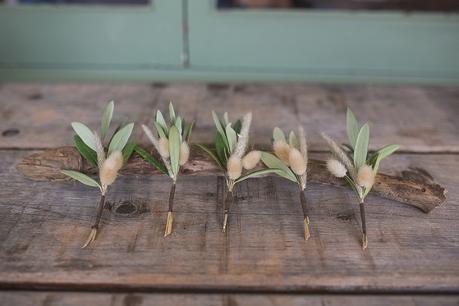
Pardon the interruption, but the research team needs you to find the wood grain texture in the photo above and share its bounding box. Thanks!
[16,146,447,213]
[1,291,458,306]
[1,83,459,152]
[2,150,459,293]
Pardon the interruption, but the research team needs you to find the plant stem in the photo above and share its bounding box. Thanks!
[222,187,234,233]
[164,181,176,237]
[359,198,368,249]
[299,188,311,241]
[82,194,106,248]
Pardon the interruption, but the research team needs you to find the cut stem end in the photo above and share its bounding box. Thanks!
[81,228,97,249]
[362,233,368,250]
[164,211,174,237]
[304,217,311,241]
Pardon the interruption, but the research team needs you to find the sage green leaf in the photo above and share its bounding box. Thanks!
[108,122,134,154]
[353,123,370,169]
[169,102,176,122]
[346,108,359,149]
[273,127,286,143]
[156,110,167,131]
[215,131,227,165]
[225,124,237,154]
[122,142,137,164]
[288,131,299,149]
[223,112,229,125]
[100,100,114,141]
[154,122,167,139]
[134,146,167,174]
[212,111,228,148]
[61,170,100,189]
[184,121,194,143]
[74,135,97,167]
[175,116,182,136]
[260,152,297,183]
[371,144,399,174]
[196,144,224,169]
[168,126,180,177]
[235,168,285,183]
[71,122,96,151]
[233,120,242,134]
[344,175,359,196]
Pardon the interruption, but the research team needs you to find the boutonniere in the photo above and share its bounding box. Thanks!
[260,126,310,240]
[198,111,279,232]
[138,102,194,237]
[321,108,399,249]
[61,101,135,248]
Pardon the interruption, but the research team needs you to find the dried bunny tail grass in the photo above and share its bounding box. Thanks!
[234,112,252,158]
[142,124,173,177]
[93,131,105,169]
[179,142,190,166]
[227,155,243,180]
[242,150,261,170]
[99,150,123,188]
[289,148,306,175]
[320,132,357,180]
[158,137,170,159]
[357,164,375,189]
[326,159,347,178]
[273,140,291,165]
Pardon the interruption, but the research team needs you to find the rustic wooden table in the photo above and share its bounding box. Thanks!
[0,83,458,305]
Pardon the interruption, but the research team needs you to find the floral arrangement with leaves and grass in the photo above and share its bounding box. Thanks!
[321,108,399,249]
[198,111,280,232]
[260,126,311,240]
[61,101,136,248]
[137,102,194,237]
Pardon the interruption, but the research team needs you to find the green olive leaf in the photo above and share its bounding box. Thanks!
[168,126,181,177]
[71,122,96,151]
[235,168,285,184]
[212,111,229,148]
[156,110,168,132]
[346,108,359,149]
[108,122,134,154]
[260,152,297,183]
[61,170,101,189]
[233,120,242,134]
[134,145,167,174]
[353,123,370,169]
[122,141,137,164]
[225,124,237,154]
[273,127,286,143]
[154,122,167,139]
[215,131,228,166]
[74,135,97,167]
[175,116,182,137]
[370,144,399,174]
[169,101,176,122]
[196,144,224,169]
[184,121,194,143]
[100,100,114,141]
[223,112,230,125]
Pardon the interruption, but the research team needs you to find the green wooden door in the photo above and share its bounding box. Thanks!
[0,0,184,80]
[188,0,459,83]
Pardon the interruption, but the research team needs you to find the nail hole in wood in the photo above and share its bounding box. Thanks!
[113,201,138,216]
[2,128,20,137]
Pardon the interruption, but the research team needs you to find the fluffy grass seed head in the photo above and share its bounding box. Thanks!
[227,155,243,180]
[100,150,123,188]
[357,164,375,189]
[289,148,306,175]
[233,112,252,158]
[158,137,170,159]
[273,140,291,165]
[242,150,261,170]
[326,159,347,178]
[179,141,190,166]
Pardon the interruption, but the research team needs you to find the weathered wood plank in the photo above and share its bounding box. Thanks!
[15,146,448,213]
[1,291,458,306]
[1,83,458,152]
[1,150,458,292]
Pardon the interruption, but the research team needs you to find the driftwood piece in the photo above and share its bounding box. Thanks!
[16,146,447,213]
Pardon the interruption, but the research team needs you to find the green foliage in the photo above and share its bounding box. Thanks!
[346,107,359,149]
[288,131,299,149]
[122,142,137,164]
[273,127,286,143]
[74,135,97,167]
[168,126,181,178]
[61,170,101,189]
[353,123,370,169]
[196,144,224,169]
[235,168,284,184]
[100,100,114,141]
[260,152,297,183]
[108,122,134,155]
[134,146,167,174]
[71,122,96,151]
